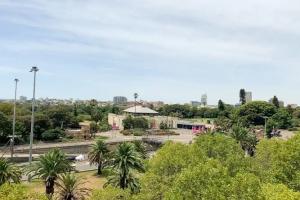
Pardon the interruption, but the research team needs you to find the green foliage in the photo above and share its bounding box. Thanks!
[240,88,246,105]
[165,160,230,200]
[270,108,293,129]
[0,111,11,142]
[123,116,148,130]
[0,183,47,200]
[272,96,280,108]
[90,121,98,137]
[218,99,225,111]
[90,186,130,200]
[0,158,22,186]
[28,149,74,196]
[255,135,300,190]
[88,139,109,175]
[159,121,169,130]
[236,101,277,126]
[41,128,65,141]
[261,183,300,200]
[55,173,90,200]
[106,142,145,192]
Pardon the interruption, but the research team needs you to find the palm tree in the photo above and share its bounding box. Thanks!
[0,158,22,186]
[27,149,74,197]
[230,124,257,156]
[134,93,138,114]
[132,140,147,159]
[55,173,90,200]
[88,139,109,175]
[105,142,144,192]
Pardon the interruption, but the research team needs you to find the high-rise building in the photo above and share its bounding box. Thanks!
[201,94,207,106]
[245,92,252,103]
[113,96,127,104]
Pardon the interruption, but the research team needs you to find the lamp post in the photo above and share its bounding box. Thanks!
[263,116,269,138]
[10,78,19,159]
[29,66,38,166]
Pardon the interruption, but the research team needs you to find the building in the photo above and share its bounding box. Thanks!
[288,104,298,109]
[269,98,284,107]
[123,105,158,116]
[108,106,177,130]
[113,96,127,104]
[191,101,201,107]
[245,91,252,103]
[201,94,207,106]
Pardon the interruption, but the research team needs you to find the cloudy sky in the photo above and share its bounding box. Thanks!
[0,0,300,104]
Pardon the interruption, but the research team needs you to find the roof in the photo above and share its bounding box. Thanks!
[124,106,158,114]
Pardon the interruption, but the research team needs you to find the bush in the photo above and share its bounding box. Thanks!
[99,123,112,132]
[0,183,47,200]
[41,128,65,141]
[121,129,133,136]
[123,116,149,130]
[133,129,145,136]
[160,122,169,130]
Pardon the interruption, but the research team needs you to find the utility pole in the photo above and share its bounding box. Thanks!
[134,93,138,114]
[29,66,38,166]
[11,78,19,159]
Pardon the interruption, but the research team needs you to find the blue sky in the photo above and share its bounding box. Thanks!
[0,0,300,105]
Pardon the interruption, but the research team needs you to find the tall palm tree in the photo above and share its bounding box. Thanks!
[55,173,90,200]
[0,157,22,186]
[134,93,138,114]
[27,149,74,197]
[106,142,144,192]
[88,139,109,175]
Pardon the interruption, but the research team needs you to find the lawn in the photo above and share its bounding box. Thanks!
[24,170,107,194]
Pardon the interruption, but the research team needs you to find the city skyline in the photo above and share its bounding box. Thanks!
[1,1,300,104]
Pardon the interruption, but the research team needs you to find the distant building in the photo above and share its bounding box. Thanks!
[201,94,207,106]
[245,91,252,103]
[19,96,27,102]
[288,104,298,109]
[113,96,127,104]
[269,98,284,107]
[191,101,201,107]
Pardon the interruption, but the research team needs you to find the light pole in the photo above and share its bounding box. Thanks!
[263,116,269,138]
[29,66,38,166]
[11,78,19,159]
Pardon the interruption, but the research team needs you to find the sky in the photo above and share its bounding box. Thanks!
[0,0,300,105]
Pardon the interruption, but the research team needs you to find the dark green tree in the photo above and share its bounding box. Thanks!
[272,96,280,108]
[218,100,225,111]
[239,89,246,105]
[88,139,109,175]
[27,149,74,197]
[0,158,22,186]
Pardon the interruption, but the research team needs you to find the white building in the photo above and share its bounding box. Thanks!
[245,92,252,103]
[201,94,207,106]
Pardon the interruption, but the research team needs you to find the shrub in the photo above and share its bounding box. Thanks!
[41,128,65,141]
[0,183,47,200]
[99,123,112,132]
[133,129,145,136]
[160,122,168,130]
[121,130,133,136]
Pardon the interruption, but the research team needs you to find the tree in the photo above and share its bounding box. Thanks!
[270,108,293,129]
[41,128,65,141]
[165,160,230,200]
[55,173,90,200]
[0,112,11,143]
[235,101,277,126]
[106,142,145,192]
[0,158,22,186]
[239,89,246,105]
[230,124,257,156]
[132,141,147,159]
[218,99,225,111]
[28,149,74,197]
[272,96,280,108]
[88,140,109,175]
[89,121,98,138]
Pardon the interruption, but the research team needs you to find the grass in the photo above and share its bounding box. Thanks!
[24,170,107,194]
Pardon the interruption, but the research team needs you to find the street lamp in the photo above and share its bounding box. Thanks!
[263,116,269,138]
[29,66,38,165]
[10,78,19,159]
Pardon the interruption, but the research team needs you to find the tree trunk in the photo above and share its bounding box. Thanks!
[45,177,55,196]
[97,163,102,175]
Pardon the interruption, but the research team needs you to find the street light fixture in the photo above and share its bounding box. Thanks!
[10,78,19,159]
[29,66,38,166]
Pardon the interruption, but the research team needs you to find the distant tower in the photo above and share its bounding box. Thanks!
[201,94,207,106]
[245,91,252,103]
